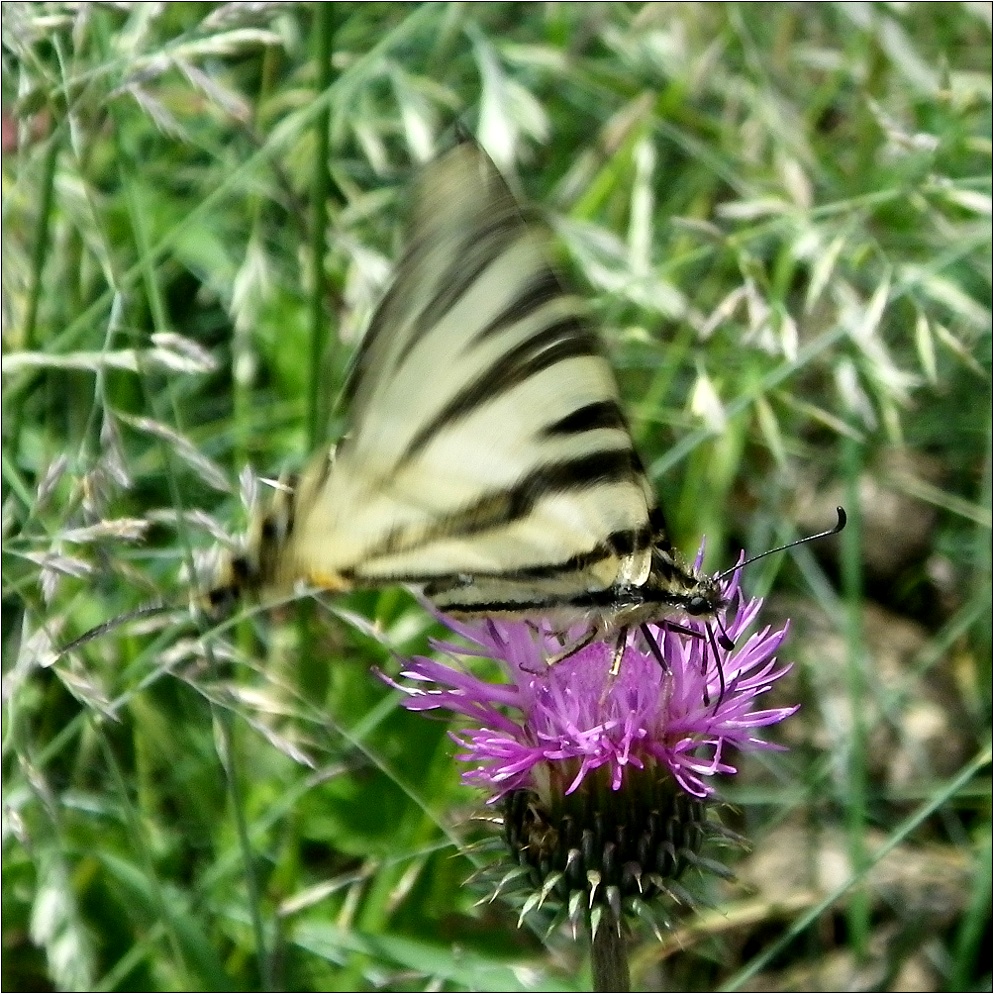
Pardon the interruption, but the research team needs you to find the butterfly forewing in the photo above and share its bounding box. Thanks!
[277,142,661,606]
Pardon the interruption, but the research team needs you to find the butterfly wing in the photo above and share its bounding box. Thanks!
[280,141,663,611]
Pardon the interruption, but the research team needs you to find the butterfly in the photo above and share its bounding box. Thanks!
[202,138,724,667]
[59,138,843,675]
[197,138,842,678]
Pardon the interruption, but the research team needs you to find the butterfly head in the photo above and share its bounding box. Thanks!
[638,545,731,625]
[681,577,730,620]
[642,507,848,628]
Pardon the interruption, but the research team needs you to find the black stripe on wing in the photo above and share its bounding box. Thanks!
[648,504,670,545]
[472,268,563,345]
[404,317,603,459]
[395,213,523,368]
[423,580,697,616]
[347,447,651,578]
[542,400,627,437]
[419,520,654,584]
[338,219,505,411]
[340,152,527,412]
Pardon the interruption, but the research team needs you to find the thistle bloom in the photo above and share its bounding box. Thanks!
[388,564,797,934]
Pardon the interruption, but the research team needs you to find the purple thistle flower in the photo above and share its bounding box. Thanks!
[392,569,795,801]
[386,561,798,934]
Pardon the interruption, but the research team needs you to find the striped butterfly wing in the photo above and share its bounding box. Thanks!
[279,141,664,615]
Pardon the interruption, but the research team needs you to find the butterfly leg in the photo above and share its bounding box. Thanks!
[660,620,703,641]
[650,620,730,709]
[547,626,599,667]
[713,616,735,651]
[638,623,669,673]
[525,618,563,647]
[609,626,630,676]
[705,624,728,712]
[662,617,734,653]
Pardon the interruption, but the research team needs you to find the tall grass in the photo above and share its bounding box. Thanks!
[3,5,990,991]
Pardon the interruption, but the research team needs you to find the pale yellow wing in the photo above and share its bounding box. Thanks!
[280,141,662,611]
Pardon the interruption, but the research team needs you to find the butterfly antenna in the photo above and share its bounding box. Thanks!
[715,506,847,583]
[59,602,179,657]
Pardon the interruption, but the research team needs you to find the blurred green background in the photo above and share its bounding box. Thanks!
[3,4,990,991]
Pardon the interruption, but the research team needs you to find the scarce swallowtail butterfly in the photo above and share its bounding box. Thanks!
[199,137,842,670]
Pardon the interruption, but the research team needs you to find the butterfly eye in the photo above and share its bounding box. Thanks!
[685,595,712,616]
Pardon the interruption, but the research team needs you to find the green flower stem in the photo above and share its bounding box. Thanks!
[591,924,631,992]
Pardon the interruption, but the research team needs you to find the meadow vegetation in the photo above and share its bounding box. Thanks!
[3,4,990,990]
